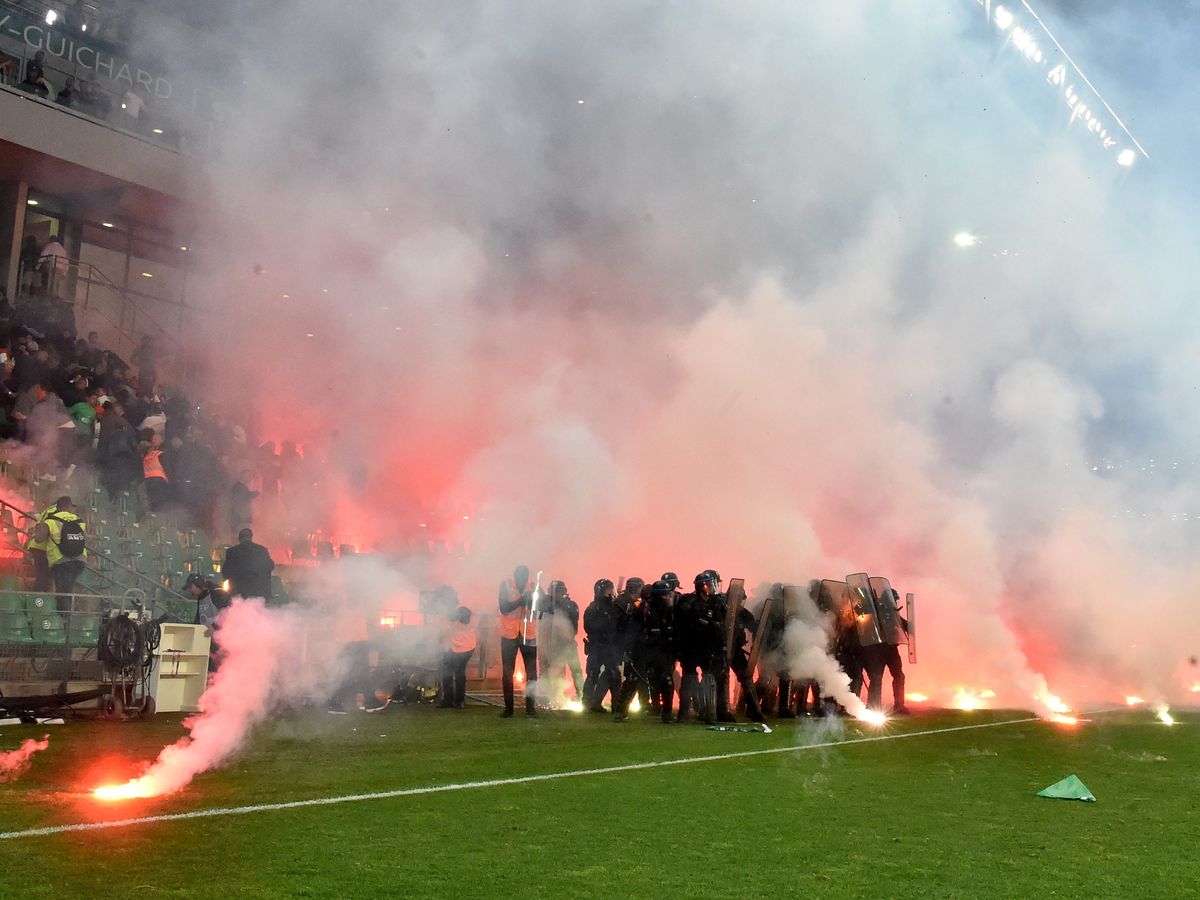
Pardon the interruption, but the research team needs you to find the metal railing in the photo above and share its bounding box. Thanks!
[0,495,193,617]
[17,256,183,356]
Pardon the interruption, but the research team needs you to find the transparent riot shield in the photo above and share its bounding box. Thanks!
[724,577,746,660]
[906,593,917,664]
[868,577,907,647]
[745,595,774,678]
[817,580,857,650]
[538,581,565,694]
[844,573,883,648]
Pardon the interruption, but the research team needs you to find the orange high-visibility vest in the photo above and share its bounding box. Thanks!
[143,449,167,480]
[498,577,537,642]
[449,622,477,654]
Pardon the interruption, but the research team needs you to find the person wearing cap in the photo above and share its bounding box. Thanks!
[185,572,230,627]
[29,496,86,602]
[221,528,275,600]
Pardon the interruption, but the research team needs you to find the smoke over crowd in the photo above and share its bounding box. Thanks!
[0,735,49,783]
[153,0,1199,727]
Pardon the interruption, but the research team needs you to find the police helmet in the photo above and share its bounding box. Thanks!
[185,572,206,590]
[594,578,614,597]
[660,571,680,590]
[703,569,722,589]
[625,577,645,594]
[650,580,673,599]
[694,571,716,589]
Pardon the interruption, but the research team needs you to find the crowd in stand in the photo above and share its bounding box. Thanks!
[2,48,157,133]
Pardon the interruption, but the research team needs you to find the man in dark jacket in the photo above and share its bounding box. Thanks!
[221,528,275,600]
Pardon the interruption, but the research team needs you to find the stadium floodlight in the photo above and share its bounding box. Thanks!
[953,232,979,248]
[45,10,57,25]
[994,5,1014,30]
[1116,148,1135,167]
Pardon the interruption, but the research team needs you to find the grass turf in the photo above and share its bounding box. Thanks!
[0,705,1193,898]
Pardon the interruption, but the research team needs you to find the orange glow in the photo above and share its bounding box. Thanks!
[978,689,996,699]
[1125,695,1145,706]
[1190,684,1200,693]
[1039,693,1071,715]
[951,689,990,711]
[378,615,397,627]
[94,777,161,801]
[1048,714,1080,726]
[906,693,929,703]
[515,671,524,684]
[858,709,888,727]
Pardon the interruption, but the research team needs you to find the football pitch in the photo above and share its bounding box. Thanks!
[0,705,1193,899]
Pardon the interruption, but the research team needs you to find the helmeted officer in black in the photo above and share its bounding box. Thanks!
[729,605,766,723]
[613,580,675,723]
[676,571,735,724]
[582,578,622,712]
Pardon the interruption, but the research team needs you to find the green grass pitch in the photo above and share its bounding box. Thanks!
[0,705,1193,898]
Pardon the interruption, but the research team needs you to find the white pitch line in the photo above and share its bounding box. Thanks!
[0,715,1039,841]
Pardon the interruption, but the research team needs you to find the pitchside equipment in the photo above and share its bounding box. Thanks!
[906,593,917,664]
[867,577,907,647]
[844,573,883,647]
[723,577,746,661]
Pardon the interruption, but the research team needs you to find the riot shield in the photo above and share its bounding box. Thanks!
[745,596,774,679]
[538,581,564,692]
[724,577,746,660]
[844,573,883,648]
[906,593,917,664]
[868,577,907,647]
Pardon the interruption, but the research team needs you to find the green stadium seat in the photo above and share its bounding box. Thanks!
[70,612,101,647]
[31,611,66,645]
[0,592,24,612]
[26,593,56,613]
[0,610,33,643]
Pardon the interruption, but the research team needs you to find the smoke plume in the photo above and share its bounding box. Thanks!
[103,1,1200,720]
[0,735,49,783]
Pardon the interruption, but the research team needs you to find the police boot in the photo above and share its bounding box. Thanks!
[525,696,538,718]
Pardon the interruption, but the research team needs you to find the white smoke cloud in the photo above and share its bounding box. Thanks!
[144,0,1200,715]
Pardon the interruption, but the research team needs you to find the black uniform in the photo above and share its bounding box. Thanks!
[675,577,733,724]
[615,580,649,711]
[613,585,675,723]
[729,606,766,723]
[582,587,621,711]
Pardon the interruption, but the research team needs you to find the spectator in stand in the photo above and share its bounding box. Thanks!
[20,51,50,98]
[228,469,258,536]
[0,50,17,83]
[38,235,69,297]
[96,398,141,499]
[19,236,40,289]
[119,83,148,125]
[139,401,166,437]
[131,335,157,393]
[140,429,170,511]
[56,75,76,107]
[82,331,105,370]
[222,528,275,600]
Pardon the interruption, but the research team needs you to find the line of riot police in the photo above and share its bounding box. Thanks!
[498,565,914,723]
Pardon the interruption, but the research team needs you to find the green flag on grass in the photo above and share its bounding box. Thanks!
[1037,775,1096,802]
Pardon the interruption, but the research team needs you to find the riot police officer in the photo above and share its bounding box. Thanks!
[582,578,622,712]
[613,580,675,723]
[676,571,735,724]
[615,577,648,712]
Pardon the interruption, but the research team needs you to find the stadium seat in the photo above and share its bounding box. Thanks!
[31,611,66,645]
[26,593,55,614]
[0,591,24,612]
[69,612,101,648]
[0,610,33,643]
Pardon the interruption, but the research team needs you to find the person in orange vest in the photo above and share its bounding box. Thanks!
[498,564,539,718]
[438,606,477,709]
[140,430,171,511]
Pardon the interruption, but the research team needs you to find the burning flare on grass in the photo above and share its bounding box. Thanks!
[0,735,49,782]
[1048,714,1081,726]
[780,618,885,726]
[1155,706,1176,727]
[1125,695,1145,706]
[563,700,585,713]
[906,693,929,703]
[951,689,992,711]
[94,599,329,801]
